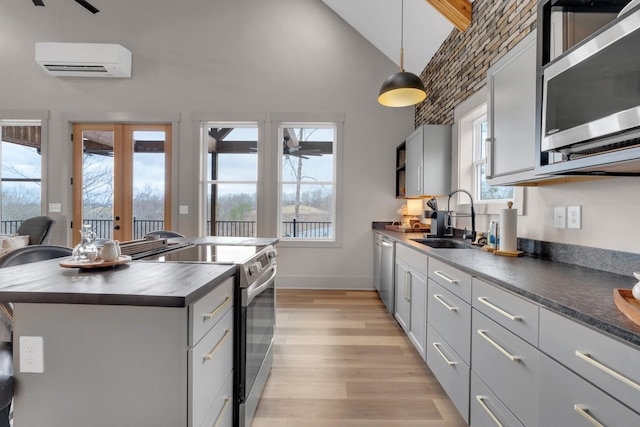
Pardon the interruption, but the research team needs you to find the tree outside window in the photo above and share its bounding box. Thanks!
[1,122,42,233]
[278,124,336,241]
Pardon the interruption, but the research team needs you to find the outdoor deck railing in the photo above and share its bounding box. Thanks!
[2,219,332,239]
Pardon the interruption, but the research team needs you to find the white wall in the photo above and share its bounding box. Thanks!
[519,179,640,253]
[0,0,415,289]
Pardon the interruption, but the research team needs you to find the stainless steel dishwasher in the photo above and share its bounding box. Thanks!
[374,233,395,313]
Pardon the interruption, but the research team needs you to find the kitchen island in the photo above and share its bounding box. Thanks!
[0,259,237,427]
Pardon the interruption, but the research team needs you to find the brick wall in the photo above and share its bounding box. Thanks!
[416,0,537,126]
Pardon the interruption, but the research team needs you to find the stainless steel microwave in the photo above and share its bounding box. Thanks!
[541,6,640,161]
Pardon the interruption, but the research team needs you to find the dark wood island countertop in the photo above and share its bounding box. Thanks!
[0,259,236,307]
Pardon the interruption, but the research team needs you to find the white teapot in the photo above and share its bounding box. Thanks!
[633,272,640,301]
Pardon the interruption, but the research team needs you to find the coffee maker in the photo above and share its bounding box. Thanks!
[426,210,448,237]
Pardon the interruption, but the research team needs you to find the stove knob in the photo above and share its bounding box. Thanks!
[248,262,261,276]
[268,248,278,259]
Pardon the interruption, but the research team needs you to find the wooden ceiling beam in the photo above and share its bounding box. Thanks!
[426,0,472,32]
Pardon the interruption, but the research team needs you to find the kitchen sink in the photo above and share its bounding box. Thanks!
[411,238,475,249]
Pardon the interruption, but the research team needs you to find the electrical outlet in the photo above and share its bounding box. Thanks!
[568,205,582,229]
[554,207,566,229]
[19,336,44,373]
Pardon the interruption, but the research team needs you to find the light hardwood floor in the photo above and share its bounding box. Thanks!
[252,289,468,427]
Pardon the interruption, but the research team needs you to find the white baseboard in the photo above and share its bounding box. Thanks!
[276,274,374,290]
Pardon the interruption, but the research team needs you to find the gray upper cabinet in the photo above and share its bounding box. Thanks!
[486,30,541,185]
[404,125,451,198]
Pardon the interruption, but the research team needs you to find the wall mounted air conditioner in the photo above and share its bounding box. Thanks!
[35,42,132,78]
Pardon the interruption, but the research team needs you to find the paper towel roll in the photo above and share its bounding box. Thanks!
[499,207,518,252]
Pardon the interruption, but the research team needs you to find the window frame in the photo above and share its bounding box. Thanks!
[454,90,523,216]
[200,120,261,238]
[270,113,344,248]
[0,110,49,226]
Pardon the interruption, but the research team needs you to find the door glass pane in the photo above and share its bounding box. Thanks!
[133,130,166,239]
[205,124,258,237]
[1,123,42,233]
[81,130,114,240]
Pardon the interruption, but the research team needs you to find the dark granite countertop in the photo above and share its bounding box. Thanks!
[375,229,640,349]
[0,259,236,307]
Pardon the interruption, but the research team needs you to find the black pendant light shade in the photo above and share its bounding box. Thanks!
[378,71,427,107]
[378,0,427,107]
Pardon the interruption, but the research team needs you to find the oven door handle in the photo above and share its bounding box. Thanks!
[247,265,277,305]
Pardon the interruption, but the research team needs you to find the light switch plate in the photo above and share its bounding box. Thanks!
[568,205,582,229]
[48,203,61,213]
[554,207,566,229]
[179,205,189,215]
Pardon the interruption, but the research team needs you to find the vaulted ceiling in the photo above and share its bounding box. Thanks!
[321,0,471,75]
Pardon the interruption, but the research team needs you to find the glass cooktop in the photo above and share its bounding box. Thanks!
[141,244,261,263]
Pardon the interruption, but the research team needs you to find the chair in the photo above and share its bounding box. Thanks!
[144,230,185,239]
[16,216,55,245]
[0,244,72,426]
[0,245,72,268]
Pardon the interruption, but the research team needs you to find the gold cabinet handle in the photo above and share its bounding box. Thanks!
[573,404,605,427]
[204,329,231,361]
[432,342,457,366]
[575,351,640,392]
[433,294,458,311]
[476,395,504,427]
[204,295,232,320]
[434,270,458,284]
[212,397,232,427]
[477,329,520,362]
[477,296,522,321]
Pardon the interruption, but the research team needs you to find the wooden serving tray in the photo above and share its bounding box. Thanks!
[613,288,640,326]
[59,255,132,269]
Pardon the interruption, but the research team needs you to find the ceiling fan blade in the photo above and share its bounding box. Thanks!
[32,0,45,6]
[75,0,99,14]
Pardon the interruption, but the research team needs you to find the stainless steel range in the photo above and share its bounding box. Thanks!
[140,243,277,427]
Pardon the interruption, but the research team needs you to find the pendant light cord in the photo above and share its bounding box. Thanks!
[400,0,405,71]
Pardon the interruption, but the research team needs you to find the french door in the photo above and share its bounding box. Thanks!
[72,123,172,243]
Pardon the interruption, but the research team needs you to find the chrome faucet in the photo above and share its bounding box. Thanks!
[446,189,476,241]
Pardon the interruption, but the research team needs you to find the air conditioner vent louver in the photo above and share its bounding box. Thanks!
[35,42,131,78]
[43,65,108,73]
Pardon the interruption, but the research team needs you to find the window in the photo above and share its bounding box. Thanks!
[472,117,514,202]
[1,120,43,234]
[203,122,258,237]
[278,123,336,241]
[455,90,522,215]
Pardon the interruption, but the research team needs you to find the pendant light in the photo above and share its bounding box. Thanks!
[378,0,427,107]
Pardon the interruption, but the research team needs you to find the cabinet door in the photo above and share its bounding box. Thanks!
[472,309,539,427]
[394,259,411,332]
[427,324,470,423]
[539,354,640,427]
[487,30,537,185]
[408,269,427,359]
[404,127,424,197]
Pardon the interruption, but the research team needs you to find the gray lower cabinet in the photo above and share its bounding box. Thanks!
[428,280,471,365]
[539,353,640,426]
[470,372,525,427]
[426,262,472,422]
[539,308,640,415]
[472,310,539,427]
[427,324,470,423]
[394,244,428,359]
